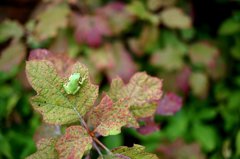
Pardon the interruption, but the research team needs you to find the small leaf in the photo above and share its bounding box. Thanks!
[26,59,98,125]
[150,46,185,71]
[26,138,58,159]
[218,18,240,35]
[189,42,219,68]
[157,139,205,159]
[156,92,183,116]
[112,144,159,159]
[0,40,26,72]
[161,7,192,29]
[56,126,92,159]
[0,20,24,43]
[73,14,111,47]
[108,72,163,119]
[137,117,159,135]
[189,72,209,99]
[88,95,137,136]
[32,3,70,41]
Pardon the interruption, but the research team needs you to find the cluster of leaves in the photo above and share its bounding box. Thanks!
[25,49,163,158]
[1,0,240,158]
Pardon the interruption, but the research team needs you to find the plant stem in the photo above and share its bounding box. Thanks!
[93,141,103,157]
[93,137,113,155]
[72,106,89,131]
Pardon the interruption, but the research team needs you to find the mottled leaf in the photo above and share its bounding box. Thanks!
[161,7,191,29]
[26,59,98,125]
[112,144,159,159]
[0,20,24,43]
[88,95,137,136]
[108,72,163,119]
[157,139,205,159]
[28,49,75,76]
[26,138,58,159]
[0,40,26,72]
[156,92,183,116]
[56,126,92,159]
[32,3,70,41]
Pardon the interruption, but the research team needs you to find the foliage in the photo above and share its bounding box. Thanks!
[0,0,240,158]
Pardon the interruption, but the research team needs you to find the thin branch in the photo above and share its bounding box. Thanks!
[72,106,89,131]
[93,141,103,157]
[93,137,113,155]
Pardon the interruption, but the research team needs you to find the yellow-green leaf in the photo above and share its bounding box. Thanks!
[26,60,98,125]
[56,126,92,159]
[33,4,70,41]
[112,144,159,159]
[26,138,58,159]
[161,7,191,29]
[0,20,24,43]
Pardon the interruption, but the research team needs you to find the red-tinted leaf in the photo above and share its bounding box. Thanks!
[56,126,92,159]
[28,49,75,77]
[157,139,205,159]
[176,66,191,94]
[156,92,183,116]
[72,14,111,47]
[96,2,133,34]
[137,117,159,135]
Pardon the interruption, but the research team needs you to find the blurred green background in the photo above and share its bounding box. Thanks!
[0,0,240,158]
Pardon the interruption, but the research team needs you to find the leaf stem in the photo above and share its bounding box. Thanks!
[72,106,89,131]
[93,137,113,155]
[93,141,103,157]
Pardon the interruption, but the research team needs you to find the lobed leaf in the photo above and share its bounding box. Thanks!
[160,7,191,29]
[26,60,98,125]
[112,144,159,159]
[56,126,92,159]
[26,138,58,159]
[0,20,24,43]
[32,3,70,41]
[88,95,137,136]
[108,72,162,119]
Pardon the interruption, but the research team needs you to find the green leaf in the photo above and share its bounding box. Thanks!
[192,123,218,152]
[26,138,58,159]
[236,130,240,156]
[112,144,159,159]
[108,72,163,119]
[26,60,98,125]
[56,126,92,159]
[31,3,70,41]
[0,41,26,72]
[88,95,137,136]
[0,20,24,43]
[218,18,240,35]
[160,7,192,29]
